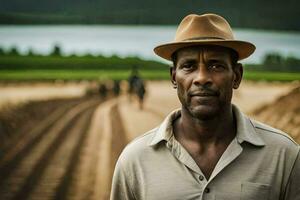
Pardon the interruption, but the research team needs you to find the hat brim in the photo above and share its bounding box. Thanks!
[154,40,256,61]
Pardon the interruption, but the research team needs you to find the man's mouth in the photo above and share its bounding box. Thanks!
[189,91,219,97]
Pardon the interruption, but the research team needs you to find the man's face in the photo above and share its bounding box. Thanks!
[171,46,242,120]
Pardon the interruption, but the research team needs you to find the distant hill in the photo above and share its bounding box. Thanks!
[0,0,300,30]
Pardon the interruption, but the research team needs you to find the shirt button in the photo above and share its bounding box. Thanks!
[204,188,210,193]
[199,175,204,181]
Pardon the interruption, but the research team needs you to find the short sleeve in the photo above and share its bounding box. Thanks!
[110,159,135,200]
[284,146,300,200]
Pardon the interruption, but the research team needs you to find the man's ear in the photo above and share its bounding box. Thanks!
[233,63,243,89]
[170,66,177,89]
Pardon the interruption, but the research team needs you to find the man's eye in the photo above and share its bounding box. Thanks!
[210,64,225,71]
[181,63,195,70]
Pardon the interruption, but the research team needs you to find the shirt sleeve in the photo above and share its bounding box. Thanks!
[284,146,300,200]
[110,159,135,200]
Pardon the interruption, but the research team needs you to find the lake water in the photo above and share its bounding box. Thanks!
[0,25,300,64]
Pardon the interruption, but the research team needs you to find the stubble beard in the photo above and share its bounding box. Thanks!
[180,91,232,121]
[185,100,222,121]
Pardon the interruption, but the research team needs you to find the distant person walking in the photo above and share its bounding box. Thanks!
[127,67,146,109]
[134,78,146,110]
[98,83,108,99]
[128,67,139,101]
[113,80,121,96]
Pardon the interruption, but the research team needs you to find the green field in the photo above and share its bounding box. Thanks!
[0,55,168,70]
[243,71,300,82]
[0,69,299,82]
[0,69,170,81]
[1,54,299,82]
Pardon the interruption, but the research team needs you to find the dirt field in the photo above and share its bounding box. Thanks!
[0,82,90,110]
[0,81,299,200]
[0,96,121,200]
[252,86,300,142]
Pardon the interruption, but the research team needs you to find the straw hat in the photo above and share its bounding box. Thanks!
[154,13,255,61]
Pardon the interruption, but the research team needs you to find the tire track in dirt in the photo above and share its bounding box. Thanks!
[25,107,96,200]
[0,98,83,159]
[53,106,95,200]
[0,97,130,200]
[0,98,102,200]
[92,99,128,200]
[61,102,111,200]
[109,102,128,191]
[58,98,128,200]
[0,99,83,181]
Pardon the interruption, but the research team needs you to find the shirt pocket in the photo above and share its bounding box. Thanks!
[241,182,270,200]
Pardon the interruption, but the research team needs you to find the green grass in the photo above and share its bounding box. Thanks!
[0,69,299,82]
[0,69,170,81]
[244,71,300,82]
[0,70,130,81]
[0,55,168,70]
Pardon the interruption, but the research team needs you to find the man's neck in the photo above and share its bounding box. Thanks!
[175,105,236,147]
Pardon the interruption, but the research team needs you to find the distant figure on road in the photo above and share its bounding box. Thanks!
[98,83,108,99]
[134,78,146,110]
[113,80,121,96]
[127,67,146,109]
[111,13,300,200]
[128,67,139,101]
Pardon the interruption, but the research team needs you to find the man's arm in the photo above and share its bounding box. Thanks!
[110,159,135,200]
[284,146,300,200]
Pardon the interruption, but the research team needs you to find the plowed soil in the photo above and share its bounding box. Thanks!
[252,86,300,143]
[0,95,126,200]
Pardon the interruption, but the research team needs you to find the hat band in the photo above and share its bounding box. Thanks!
[183,36,225,41]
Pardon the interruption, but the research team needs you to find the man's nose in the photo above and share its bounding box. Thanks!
[192,64,212,86]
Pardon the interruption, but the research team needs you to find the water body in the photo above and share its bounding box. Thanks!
[0,25,299,64]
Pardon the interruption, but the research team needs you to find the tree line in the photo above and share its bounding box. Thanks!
[0,45,168,71]
[246,53,300,72]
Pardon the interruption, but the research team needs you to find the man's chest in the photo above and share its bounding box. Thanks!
[132,146,284,200]
[137,164,276,200]
[191,151,223,180]
[184,141,229,180]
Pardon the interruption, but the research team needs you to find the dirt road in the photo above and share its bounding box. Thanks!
[0,96,128,200]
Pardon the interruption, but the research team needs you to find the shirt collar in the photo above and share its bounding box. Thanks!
[232,105,265,146]
[148,109,181,146]
[148,105,265,147]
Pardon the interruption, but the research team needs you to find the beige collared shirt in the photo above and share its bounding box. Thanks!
[110,105,300,200]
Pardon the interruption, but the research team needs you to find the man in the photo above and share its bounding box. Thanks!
[110,13,300,200]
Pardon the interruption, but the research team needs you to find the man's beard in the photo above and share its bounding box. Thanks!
[185,100,223,121]
[179,86,231,121]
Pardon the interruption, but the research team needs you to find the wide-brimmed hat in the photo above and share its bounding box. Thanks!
[154,13,255,61]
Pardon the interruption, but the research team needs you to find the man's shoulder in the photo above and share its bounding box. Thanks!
[118,127,159,163]
[251,119,299,148]
[127,127,158,149]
